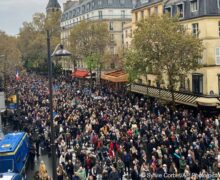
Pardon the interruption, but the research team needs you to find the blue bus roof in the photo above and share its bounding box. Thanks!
[0,132,26,153]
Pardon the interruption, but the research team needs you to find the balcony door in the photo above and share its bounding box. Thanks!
[192,74,203,94]
[218,75,220,95]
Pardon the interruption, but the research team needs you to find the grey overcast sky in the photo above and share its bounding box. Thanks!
[0,0,66,36]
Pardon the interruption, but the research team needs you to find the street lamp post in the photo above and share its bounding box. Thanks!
[0,55,6,135]
[47,30,71,180]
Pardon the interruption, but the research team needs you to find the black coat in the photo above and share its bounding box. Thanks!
[109,171,120,180]
[131,169,140,180]
[66,163,74,176]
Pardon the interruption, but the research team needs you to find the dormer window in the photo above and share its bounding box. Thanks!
[190,0,199,12]
[165,6,172,17]
[87,3,90,11]
[176,3,184,18]
[108,0,113,5]
[69,11,72,18]
[82,5,85,12]
[98,0,102,6]
[120,0,125,5]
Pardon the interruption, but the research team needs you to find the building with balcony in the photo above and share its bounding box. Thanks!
[123,22,132,49]
[165,0,220,96]
[130,0,220,108]
[60,0,134,70]
[132,0,165,30]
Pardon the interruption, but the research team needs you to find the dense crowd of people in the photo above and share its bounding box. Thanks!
[3,73,220,180]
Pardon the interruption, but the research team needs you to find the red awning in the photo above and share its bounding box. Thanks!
[72,70,89,78]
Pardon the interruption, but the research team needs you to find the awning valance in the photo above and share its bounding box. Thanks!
[72,70,89,78]
[101,70,128,83]
[195,97,220,107]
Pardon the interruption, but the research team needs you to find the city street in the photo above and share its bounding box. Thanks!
[0,0,220,179]
[26,154,52,179]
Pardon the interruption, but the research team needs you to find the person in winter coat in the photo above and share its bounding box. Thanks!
[123,151,131,175]
[57,164,65,180]
[179,156,186,173]
[117,158,124,180]
[66,160,74,179]
[131,165,140,180]
[75,166,86,180]
[39,161,48,180]
[65,150,73,162]
[59,152,66,168]
[109,166,120,180]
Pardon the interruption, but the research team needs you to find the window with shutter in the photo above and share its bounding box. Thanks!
[216,48,220,65]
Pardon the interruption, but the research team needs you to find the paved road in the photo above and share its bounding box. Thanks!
[0,116,52,179]
[26,153,53,179]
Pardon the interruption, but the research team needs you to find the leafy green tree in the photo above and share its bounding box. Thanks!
[69,21,110,65]
[69,21,110,85]
[124,15,203,107]
[0,31,22,91]
[124,49,146,83]
[18,13,47,70]
[18,12,61,72]
[85,53,100,87]
[0,31,21,83]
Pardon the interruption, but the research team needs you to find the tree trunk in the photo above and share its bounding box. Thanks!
[90,68,92,89]
[99,63,102,88]
[170,85,175,109]
[168,74,176,121]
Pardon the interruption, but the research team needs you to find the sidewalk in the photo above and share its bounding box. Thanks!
[26,153,53,179]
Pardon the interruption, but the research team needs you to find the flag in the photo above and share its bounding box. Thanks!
[16,70,20,81]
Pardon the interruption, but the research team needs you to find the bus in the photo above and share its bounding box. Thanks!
[0,132,30,176]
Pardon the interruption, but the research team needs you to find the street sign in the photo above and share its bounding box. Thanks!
[6,103,17,109]
[0,92,5,112]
